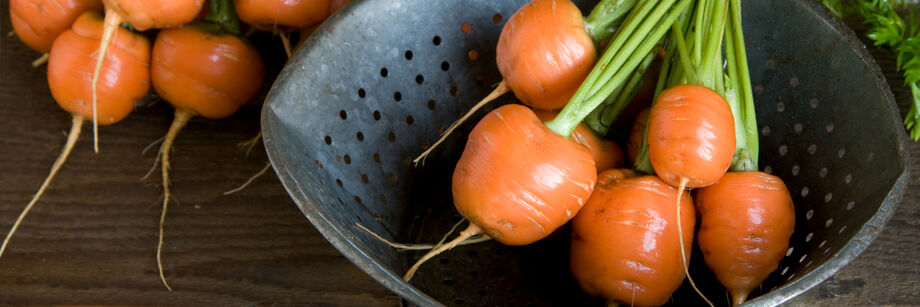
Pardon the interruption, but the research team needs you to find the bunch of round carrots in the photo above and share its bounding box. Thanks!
[389,0,797,306]
[5,0,347,291]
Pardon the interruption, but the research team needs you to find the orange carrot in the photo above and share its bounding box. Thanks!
[0,10,149,260]
[696,172,795,306]
[402,104,597,280]
[535,109,624,173]
[235,0,337,57]
[148,0,264,290]
[413,0,636,164]
[570,174,694,306]
[87,0,203,153]
[9,0,102,66]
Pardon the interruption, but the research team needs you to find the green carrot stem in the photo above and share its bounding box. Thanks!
[730,0,758,166]
[204,0,242,36]
[547,0,692,138]
[600,49,659,125]
[670,20,696,84]
[585,0,640,44]
[698,0,727,89]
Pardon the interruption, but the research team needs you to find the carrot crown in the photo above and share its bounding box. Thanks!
[195,0,242,36]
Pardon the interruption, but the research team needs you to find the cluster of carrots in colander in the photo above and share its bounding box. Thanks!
[399,0,797,305]
[5,0,348,291]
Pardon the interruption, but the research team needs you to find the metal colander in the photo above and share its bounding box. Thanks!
[260,0,910,305]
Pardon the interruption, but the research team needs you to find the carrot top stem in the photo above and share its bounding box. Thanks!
[546,0,692,138]
[200,0,241,36]
[584,0,638,45]
[726,0,758,171]
[585,47,658,135]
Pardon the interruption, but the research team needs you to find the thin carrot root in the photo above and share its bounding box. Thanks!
[0,115,84,260]
[279,31,293,58]
[236,131,262,156]
[676,177,713,307]
[413,80,510,165]
[31,53,49,67]
[155,108,194,291]
[90,11,125,153]
[404,224,483,281]
[223,162,272,195]
[356,220,490,251]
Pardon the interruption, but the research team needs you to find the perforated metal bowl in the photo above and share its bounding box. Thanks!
[261,0,910,305]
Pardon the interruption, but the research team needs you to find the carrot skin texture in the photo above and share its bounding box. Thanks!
[452,104,597,246]
[696,171,795,305]
[102,0,203,31]
[496,0,596,110]
[571,175,695,306]
[235,0,331,31]
[151,26,265,119]
[648,84,735,188]
[534,109,624,173]
[47,11,150,125]
[10,0,103,52]
[626,107,650,165]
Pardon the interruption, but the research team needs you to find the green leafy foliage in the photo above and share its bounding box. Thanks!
[825,0,920,140]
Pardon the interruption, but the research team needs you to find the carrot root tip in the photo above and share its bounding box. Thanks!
[156,109,194,291]
[403,224,484,281]
[31,53,49,67]
[224,162,272,195]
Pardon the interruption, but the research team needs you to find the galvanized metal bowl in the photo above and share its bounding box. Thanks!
[261,0,910,305]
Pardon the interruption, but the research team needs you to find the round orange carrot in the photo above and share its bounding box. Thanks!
[10,0,102,66]
[647,84,735,189]
[0,10,149,260]
[235,0,330,31]
[570,175,695,306]
[403,104,597,280]
[535,109,624,173]
[148,0,264,290]
[696,171,795,305]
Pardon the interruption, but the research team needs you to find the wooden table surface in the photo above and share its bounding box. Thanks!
[1,2,917,306]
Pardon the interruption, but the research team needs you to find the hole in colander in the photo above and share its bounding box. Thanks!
[388,132,397,142]
[373,110,381,120]
[789,77,799,87]
[416,75,424,84]
[799,254,807,263]
[358,88,366,98]
[845,173,853,184]
[450,86,459,96]
[777,101,786,112]
[826,123,835,133]
[806,209,814,220]
[755,84,764,95]
[316,160,323,168]
[339,110,347,120]
[825,218,834,227]
[801,186,810,197]
[419,139,430,150]
[461,22,472,33]
[808,144,817,155]
[761,125,771,136]
[379,194,388,204]
[805,232,813,242]
[373,153,381,163]
[356,132,364,141]
[763,166,773,174]
[468,50,479,60]
[824,193,833,203]
[433,35,442,46]
[427,99,436,110]
[788,273,796,281]
[766,59,776,69]
[475,75,486,86]
[786,247,794,256]
[388,173,398,183]
[336,179,343,187]
[824,247,832,254]
[839,225,848,234]
[354,196,363,205]
[324,135,332,145]
[442,61,450,71]
[344,155,352,164]
[406,115,415,125]
[838,148,847,158]
[380,67,388,77]
[405,50,413,60]
[791,165,800,176]
[361,174,369,184]
[492,13,503,23]
[794,123,803,133]
[819,167,828,178]
[819,240,827,248]
[810,98,819,108]
[781,267,789,275]
[394,91,402,102]
[778,145,788,155]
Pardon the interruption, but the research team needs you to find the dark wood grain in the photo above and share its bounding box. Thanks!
[0,1,917,306]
